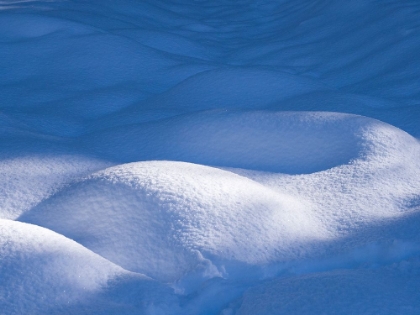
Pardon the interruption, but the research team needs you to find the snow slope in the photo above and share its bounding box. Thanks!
[0,219,179,315]
[21,161,326,282]
[1,0,420,314]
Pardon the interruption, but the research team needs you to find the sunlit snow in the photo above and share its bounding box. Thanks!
[1,0,420,314]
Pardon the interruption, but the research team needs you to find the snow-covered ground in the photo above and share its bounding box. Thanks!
[1,0,420,314]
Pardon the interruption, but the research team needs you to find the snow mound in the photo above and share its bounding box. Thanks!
[0,219,180,315]
[2,0,420,313]
[83,111,368,174]
[229,113,420,225]
[20,161,326,282]
[84,111,419,175]
[0,219,123,314]
[0,154,110,220]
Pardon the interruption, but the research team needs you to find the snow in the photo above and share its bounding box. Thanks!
[0,219,180,314]
[234,259,420,315]
[82,111,365,173]
[21,161,327,283]
[0,219,124,313]
[1,0,420,314]
[0,154,110,219]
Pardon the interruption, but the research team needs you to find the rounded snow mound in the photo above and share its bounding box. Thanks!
[84,111,369,174]
[21,161,327,282]
[0,154,110,220]
[0,219,125,314]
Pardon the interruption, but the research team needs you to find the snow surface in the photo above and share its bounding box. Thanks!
[1,0,420,314]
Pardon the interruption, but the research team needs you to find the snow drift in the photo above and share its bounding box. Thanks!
[1,0,420,314]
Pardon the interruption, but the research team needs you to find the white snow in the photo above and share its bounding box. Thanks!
[0,219,121,313]
[1,0,420,314]
[21,161,327,283]
[0,154,110,219]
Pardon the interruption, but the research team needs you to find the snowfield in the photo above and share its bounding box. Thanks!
[1,0,420,314]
